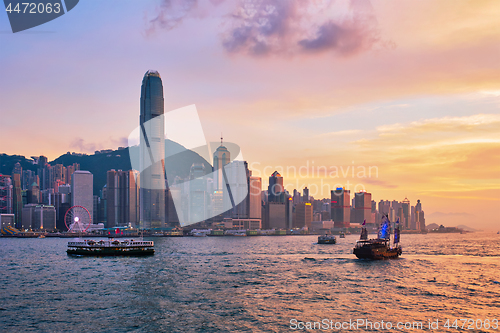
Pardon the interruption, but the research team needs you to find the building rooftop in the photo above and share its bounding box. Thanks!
[145,70,161,78]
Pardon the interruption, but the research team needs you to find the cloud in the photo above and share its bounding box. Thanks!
[362,178,398,189]
[427,211,475,218]
[70,138,99,153]
[69,137,128,154]
[146,0,385,57]
[146,0,198,35]
[223,0,382,56]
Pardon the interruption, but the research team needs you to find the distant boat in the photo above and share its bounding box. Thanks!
[192,232,207,237]
[339,232,345,238]
[318,235,336,244]
[497,231,499,234]
[38,235,45,238]
[353,217,402,260]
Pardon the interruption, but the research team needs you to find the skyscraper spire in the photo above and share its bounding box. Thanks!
[221,133,223,146]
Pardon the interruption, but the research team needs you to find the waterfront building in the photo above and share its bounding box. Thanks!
[294,202,313,229]
[231,218,261,230]
[0,214,15,229]
[139,70,166,229]
[33,205,56,231]
[263,201,287,229]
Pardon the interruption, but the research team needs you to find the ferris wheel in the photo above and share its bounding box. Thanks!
[64,205,92,232]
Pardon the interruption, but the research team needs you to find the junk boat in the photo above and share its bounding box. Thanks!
[353,218,402,260]
[318,234,336,244]
[67,239,154,256]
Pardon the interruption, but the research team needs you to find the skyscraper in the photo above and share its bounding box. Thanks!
[331,188,351,228]
[12,174,22,229]
[189,163,208,223]
[71,170,93,223]
[106,170,139,228]
[268,171,284,203]
[354,191,373,226]
[248,176,262,219]
[140,70,166,229]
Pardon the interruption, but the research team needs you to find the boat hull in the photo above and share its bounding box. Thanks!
[318,236,336,244]
[318,239,336,244]
[67,248,154,256]
[353,246,401,260]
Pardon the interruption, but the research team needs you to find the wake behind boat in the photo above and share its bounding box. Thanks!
[67,239,154,256]
[353,218,402,260]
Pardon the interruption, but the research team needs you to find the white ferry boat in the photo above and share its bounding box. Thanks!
[67,239,154,256]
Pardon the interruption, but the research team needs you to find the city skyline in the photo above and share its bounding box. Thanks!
[1,0,499,230]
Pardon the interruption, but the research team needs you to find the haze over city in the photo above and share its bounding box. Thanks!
[1,0,499,230]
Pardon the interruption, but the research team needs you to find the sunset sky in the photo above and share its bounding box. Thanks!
[1,0,499,229]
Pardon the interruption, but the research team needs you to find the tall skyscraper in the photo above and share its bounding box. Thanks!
[71,170,93,223]
[331,188,351,228]
[188,163,208,223]
[0,175,13,215]
[294,202,313,229]
[302,187,310,203]
[12,162,22,176]
[106,170,140,228]
[12,174,22,229]
[354,191,373,226]
[248,176,262,219]
[140,70,166,229]
[268,171,285,203]
[402,197,410,229]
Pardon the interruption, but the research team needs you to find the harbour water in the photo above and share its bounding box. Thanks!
[1,232,499,332]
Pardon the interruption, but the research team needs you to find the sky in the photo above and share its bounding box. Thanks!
[1,0,499,229]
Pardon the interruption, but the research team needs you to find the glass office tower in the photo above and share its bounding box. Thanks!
[140,70,165,229]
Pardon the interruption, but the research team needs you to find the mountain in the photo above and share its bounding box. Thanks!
[455,225,479,232]
[1,140,212,196]
[0,154,37,175]
[426,223,440,230]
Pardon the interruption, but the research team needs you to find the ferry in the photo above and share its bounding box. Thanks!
[353,218,402,260]
[318,234,336,244]
[67,239,154,256]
